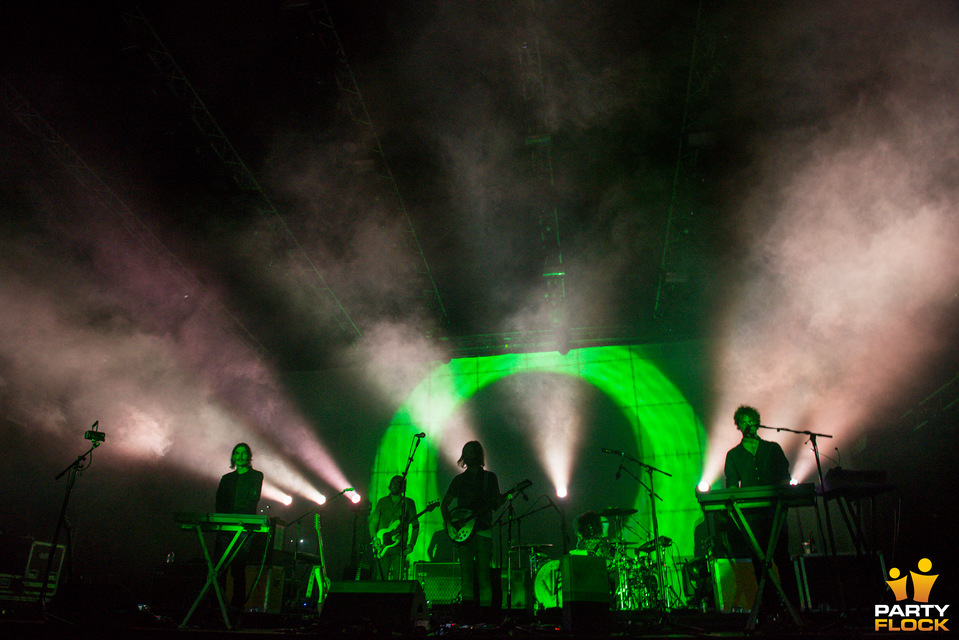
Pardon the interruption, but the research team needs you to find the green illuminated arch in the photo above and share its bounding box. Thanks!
[371,345,705,564]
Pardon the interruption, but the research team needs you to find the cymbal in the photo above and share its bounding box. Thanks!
[511,543,553,550]
[597,507,637,517]
[637,536,673,553]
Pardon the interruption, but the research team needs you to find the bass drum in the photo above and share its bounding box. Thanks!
[534,560,562,609]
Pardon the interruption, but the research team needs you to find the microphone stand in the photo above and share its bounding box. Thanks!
[549,497,570,556]
[39,438,102,610]
[492,481,528,612]
[759,424,846,615]
[285,486,353,605]
[398,434,423,580]
[614,454,673,611]
[286,506,316,608]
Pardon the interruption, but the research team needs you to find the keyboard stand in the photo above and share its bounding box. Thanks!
[726,498,802,631]
[179,524,251,630]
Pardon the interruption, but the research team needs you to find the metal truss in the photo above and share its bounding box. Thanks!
[438,325,649,360]
[292,0,447,321]
[121,3,361,339]
[517,1,567,337]
[0,77,269,355]
[898,373,959,431]
[653,0,722,320]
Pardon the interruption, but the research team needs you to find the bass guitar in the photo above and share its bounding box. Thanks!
[445,479,532,544]
[373,501,439,558]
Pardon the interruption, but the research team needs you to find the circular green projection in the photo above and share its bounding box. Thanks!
[371,345,706,564]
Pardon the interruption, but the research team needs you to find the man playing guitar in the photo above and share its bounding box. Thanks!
[440,441,506,622]
[368,475,420,580]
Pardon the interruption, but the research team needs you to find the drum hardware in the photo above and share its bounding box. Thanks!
[611,554,662,611]
[509,543,553,578]
[637,535,673,554]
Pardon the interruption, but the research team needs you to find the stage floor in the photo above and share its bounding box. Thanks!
[0,606,896,640]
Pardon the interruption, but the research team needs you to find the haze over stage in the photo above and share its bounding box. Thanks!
[0,0,958,630]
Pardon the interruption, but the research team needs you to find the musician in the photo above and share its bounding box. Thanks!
[575,510,612,560]
[723,406,796,617]
[369,475,420,580]
[215,443,263,611]
[441,441,505,620]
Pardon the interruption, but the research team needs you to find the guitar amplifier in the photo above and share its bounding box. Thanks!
[413,562,461,605]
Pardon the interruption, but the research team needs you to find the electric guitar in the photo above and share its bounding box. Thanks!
[307,513,331,605]
[373,501,439,558]
[445,479,533,544]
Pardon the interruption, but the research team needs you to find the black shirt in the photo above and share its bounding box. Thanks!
[724,439,790,489]
[446,468,500,532]
[216,469,264,514]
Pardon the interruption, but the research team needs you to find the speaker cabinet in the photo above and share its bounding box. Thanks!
[794,552,886,612]
[560,554,609,634]
[319,580,427,632]
[711,558,782,612]
[501,568,534,610]
[227,566,285,612]
[712,558,757,611]
[414,562,461,605]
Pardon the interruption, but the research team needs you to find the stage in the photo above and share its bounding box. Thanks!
[0,604,896,640]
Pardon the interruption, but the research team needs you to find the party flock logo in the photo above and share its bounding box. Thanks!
[875,558,948,632]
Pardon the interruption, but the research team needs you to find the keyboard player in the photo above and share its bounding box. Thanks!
[723,406,798,620]
[214,442,264,612]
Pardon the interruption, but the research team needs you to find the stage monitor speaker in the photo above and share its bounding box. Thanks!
[414,562,460,605]
[319,580,427,632]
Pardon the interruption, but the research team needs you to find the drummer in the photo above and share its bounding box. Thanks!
[575,510,613,560]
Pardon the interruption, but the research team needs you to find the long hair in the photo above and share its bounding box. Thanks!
[230,442,252,469]
[457,441,484,469]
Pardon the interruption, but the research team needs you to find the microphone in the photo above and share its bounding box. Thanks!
[601,447,625,456]
[84,420,104,443]
[414,433,426,438]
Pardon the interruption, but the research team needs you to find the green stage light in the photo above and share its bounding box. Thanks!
[370,345,706,565]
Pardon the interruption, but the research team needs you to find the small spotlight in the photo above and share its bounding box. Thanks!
[789,478,799,486]
[281,494,293,506]
[697,481,710,493]
[315,495,327,505]
[556,487,567,498]
[349,492,361,504]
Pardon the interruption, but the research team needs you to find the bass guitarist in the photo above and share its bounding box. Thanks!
[440,441,505,621]
[368,475,419,580]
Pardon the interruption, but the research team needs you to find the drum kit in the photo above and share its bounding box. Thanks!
[521,506,673,612]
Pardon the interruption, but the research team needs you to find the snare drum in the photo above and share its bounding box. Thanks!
[534,560,562,609]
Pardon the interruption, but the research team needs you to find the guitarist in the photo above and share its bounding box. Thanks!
[440,441,505,622]
[368,475,420,580]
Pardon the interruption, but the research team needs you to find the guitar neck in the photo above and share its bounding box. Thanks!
[314,515,329,580]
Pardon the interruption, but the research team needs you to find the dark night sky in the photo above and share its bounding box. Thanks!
[2,0,959,607]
